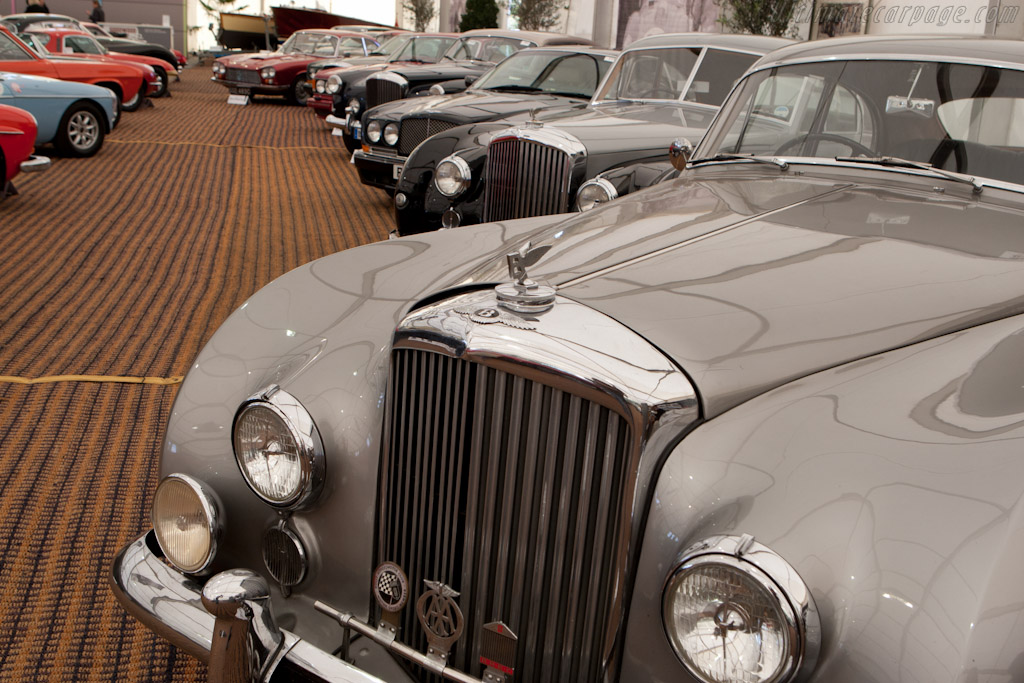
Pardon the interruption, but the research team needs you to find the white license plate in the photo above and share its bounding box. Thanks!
[227,93,250,106]
[392,164,403,180]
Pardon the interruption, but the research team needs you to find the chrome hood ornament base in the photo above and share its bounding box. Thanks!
[495,242,556,313]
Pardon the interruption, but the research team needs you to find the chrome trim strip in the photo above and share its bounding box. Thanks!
[20,155,49,172]
[749,53,1024,76]
[371,71,409,87]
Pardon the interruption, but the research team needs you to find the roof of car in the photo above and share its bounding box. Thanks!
[520,45,619,58]
[625,32,793,54]
[458,28,595,47]
[751,34,1024,71]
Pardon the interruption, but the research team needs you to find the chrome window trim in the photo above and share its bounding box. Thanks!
[388,289,699,677]
[749,53,1024,77]
[232,385,326,510]
[663,534,820,683]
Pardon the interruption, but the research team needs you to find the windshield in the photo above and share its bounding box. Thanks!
[15,32,49,55]
[595,47,757,104]
[390,36,455,63]
[280,31,366,57]
[472,50,613,98]
[371,34,407,56]
[61,33,105,55]
[443,35,531,63]
[698,59,1024,188]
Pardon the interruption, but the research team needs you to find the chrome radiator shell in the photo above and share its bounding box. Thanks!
[377,290,697,682]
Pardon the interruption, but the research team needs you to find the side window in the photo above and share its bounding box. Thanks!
[686,49,757,106]
[0,33,33,60]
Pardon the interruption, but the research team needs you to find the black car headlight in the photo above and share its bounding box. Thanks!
[232,385,325,509]
[383,122,399,146]
[663,534,820,683]
[315,79,326,94]
[366,120,382,143]
[152,473,222,574]
[327,75,343,94]
[576,178,618,211]
[212,62,225,75]
[259,66,275,80]
[434,155,471,197]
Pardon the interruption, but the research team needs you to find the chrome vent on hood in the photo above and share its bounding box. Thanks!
[378,289,697,682]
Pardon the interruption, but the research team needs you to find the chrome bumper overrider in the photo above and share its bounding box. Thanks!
[110,531,387,683]
[20,155,50,173]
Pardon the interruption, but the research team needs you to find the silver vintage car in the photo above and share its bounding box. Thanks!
[113,35,1024,683]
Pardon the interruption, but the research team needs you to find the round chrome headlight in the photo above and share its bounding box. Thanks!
[434,155,472,197]
[315,79,326,94]
[152,473,221,574]
[327,75,343,94]
[383,122,399,146]
[576,178,618,211]
[428,83,445,96]
[345,97,360,115]
[663,535,819,683]
[260,66,275,79]
[366,120,382,143]
[232,386,325,509]
[212,62,225,75]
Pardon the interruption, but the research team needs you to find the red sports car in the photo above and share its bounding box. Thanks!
[0,27,153,111]
[211,29,377,105]
[26,27,175,97]
[0,103,49,199]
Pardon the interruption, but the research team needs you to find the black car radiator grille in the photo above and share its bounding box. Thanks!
[397,118,461,156]
[378,348,632,683]
[483,137,572,222]
[367,78,405,109]
[226,68,261,85]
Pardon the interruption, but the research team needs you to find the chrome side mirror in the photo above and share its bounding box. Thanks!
[669,138,693,171]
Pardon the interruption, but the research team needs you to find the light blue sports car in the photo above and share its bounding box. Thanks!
[0,70,118,157]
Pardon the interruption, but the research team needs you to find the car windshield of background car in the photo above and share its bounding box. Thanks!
[63,34,104,55]
[700,59,1024,189]
[0,32,34,60]
[595,47,701,102]
[15,32,47,55]
[370,34,409,56]
[472,50,612,99]
[282,32,337,56]
[444,36,528,63]
[391,36,455,64]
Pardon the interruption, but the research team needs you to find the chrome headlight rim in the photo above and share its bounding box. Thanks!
[327,75,343,94]
[232,385,326,510]
[383,121,399,146]
[212,62,225,75]
[662,534,820,683]
[575,177,618,212]
[259,66,276,80]
[151,473,222,574]
[366,119,382,143]
[434,154,472,198]
[315,79,326,94]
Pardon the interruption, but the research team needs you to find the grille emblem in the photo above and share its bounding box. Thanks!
[373,562,409,635]
[495,241,556,313]
[416,580,464,660]
[480,621,517,682]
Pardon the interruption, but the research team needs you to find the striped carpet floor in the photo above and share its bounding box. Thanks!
[0,67,393,681]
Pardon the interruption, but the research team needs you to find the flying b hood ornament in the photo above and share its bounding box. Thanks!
[495,241,555,313]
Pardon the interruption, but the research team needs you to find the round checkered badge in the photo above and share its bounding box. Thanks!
[373,562,409,613]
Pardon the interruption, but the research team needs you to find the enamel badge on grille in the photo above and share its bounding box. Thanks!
[416,580,464,662]
[480,621,517,682]
[373,562,409,632]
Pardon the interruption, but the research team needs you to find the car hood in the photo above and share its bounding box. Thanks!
[523,101,717,157]
[380,89,586,121]
[221,51,310,68]
[311,54,385,70]
[0,70,108,98]
[442,171,1024,417]
[384,59,490,82]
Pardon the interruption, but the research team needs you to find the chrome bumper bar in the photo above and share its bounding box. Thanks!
[20,155,49,173]
[110,531,387,683]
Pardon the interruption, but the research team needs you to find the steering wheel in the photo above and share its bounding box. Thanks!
[774,132,874,157]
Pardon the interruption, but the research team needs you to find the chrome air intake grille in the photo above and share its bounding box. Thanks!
[367,78,405,109]
[397,118,461,156]
[484,137,572,222]
[226,68,261,85]
[379,348,633,682]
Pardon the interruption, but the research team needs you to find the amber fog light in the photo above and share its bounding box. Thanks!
[152,474,221,574]
[663,535,819,683]
[233,386,325,509]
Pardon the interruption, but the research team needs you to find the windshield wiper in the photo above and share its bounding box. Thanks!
[484,85,542,93]
[835,156,984,194]
[690,152,789,170]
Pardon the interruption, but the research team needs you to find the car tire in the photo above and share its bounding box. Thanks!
[55,102,106,158]
[151,67,168,98]
[342,131,359,153]
[121,84,143,112]
[289,76,310,106]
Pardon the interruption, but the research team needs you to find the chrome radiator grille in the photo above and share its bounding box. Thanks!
[484,137,572,222]
[379,348,633,682]
[367,78,405,109]
[226,68,261,85]
[397,118,460,156]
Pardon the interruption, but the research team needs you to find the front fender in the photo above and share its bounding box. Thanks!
[622,314,1024,683]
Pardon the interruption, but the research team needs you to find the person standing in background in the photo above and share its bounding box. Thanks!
[25,0,50,13]
[89,0,105,23]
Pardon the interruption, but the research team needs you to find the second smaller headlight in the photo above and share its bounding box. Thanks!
[434,155,472,197]
[383,122,399,146]
[366,120,382,143]
[260,66,276,80]
[327,75,343,94]
[315,79,326,94]
[152,473,221,574]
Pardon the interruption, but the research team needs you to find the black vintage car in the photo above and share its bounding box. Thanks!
[330,29,594,152]
[352,46,618,192]
[392,33,791,236]
[310,33,457,123]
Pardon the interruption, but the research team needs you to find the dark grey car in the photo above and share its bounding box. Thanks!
[113,35,1024,683]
